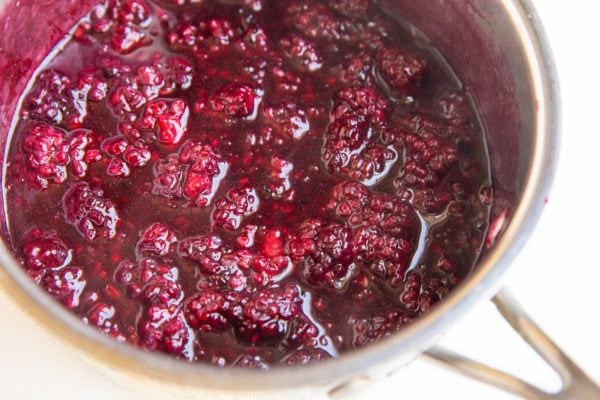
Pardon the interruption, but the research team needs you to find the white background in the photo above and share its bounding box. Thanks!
[1,1,599,399]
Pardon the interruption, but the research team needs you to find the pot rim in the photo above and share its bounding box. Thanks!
[0,0,560,391]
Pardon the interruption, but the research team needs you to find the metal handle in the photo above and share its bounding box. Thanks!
[423,289,600,400]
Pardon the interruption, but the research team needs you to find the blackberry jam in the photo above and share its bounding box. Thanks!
[3,0,492,367]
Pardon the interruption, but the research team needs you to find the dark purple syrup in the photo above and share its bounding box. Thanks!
[3,0,492,367]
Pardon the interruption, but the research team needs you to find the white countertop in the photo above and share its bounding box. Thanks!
[1,1,599,399]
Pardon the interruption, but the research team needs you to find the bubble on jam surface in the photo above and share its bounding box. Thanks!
[62,182,120,241]
[21,124,103,189]
[153,141,229,207]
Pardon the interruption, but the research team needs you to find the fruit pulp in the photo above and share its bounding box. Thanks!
[3,0,492,367]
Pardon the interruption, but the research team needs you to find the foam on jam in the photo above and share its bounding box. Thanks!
[3,0,492,367]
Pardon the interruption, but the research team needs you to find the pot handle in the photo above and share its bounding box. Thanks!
[423,288,600,400]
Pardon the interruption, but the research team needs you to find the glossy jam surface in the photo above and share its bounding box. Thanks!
[4,0,492,367]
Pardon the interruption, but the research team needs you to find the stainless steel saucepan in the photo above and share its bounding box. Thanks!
[0,1,597,399]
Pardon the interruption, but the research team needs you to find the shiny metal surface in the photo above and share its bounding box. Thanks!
[0,0,565,396]
[425,290,600,400]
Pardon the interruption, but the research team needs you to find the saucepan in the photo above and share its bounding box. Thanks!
[0,0,597,399]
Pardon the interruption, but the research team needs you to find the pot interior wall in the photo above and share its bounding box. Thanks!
[0,0,527,259]
[0,0,99,237]
[380,0,532,214]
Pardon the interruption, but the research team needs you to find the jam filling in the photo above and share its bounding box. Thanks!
[3,0,492,367]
